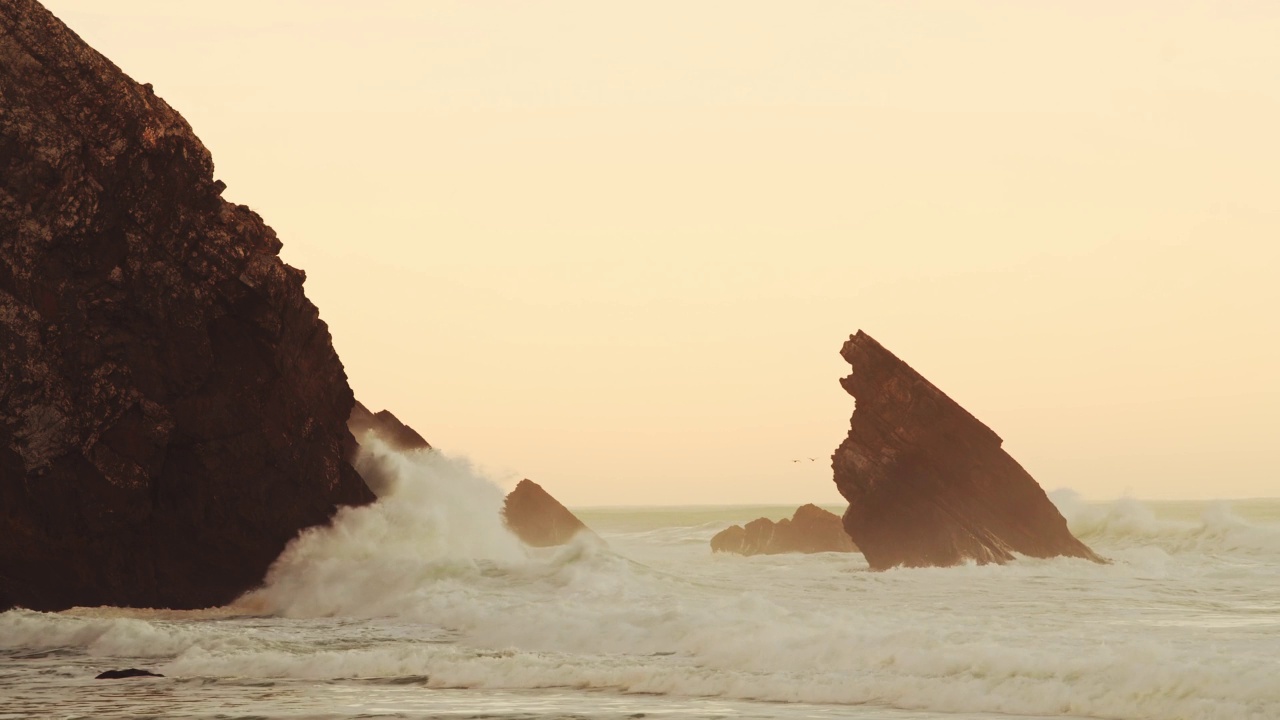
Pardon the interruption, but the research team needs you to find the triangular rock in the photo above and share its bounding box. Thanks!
[503,479,593,547]
[832,331,1103,569]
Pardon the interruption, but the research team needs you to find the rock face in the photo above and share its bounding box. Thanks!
[349,401,430,453]
[0,1,374,611]
[832,331,1102,570]
[710,504,857,555]
[503,479,592,547]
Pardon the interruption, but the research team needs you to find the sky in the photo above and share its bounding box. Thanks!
[43,1,1280,505]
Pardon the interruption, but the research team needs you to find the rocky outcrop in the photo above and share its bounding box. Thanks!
[832,331,1102,569]
[345,401,431,495]
[0,0,374,611]
[710,504,857,555]
[349,401,430,452]
[503,479,592,547]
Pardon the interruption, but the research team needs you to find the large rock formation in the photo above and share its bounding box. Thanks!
[832,331,1102,570]
[0,0,374,611]
[503,479,592,547]
[710,504,857,555]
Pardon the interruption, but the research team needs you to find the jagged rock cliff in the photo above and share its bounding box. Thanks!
[503,479,592,547]
[349,401,430,453]
[710,504,857,555]
[0,0,374,611]
[345,401,431,495]
[832,331,1102,570]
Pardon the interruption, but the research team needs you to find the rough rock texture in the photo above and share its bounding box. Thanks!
[710,504,857,555]
[503,479,592,547]
[832,331,1102,570]
[0,0,374,611]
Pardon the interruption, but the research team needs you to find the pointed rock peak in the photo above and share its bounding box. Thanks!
[503,479,593,547]
[833,330,1103,570]
[0,0,373,611]
[348,401,430,452]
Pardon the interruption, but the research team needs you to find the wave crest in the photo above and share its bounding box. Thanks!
[1052,491,1280,556]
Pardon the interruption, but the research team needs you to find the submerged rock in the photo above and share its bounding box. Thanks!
[96,669,164,680]
[0,1,374,611]
[709,524,748,553]
[831,331,1102,570]
[503,479,592,547]
[710,504,857,555]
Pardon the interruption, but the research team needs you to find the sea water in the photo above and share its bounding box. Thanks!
[2,440,1278,720]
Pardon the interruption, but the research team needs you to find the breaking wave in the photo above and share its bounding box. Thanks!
[1052,490,1280,557]
[3,440,1278,720]
[236,435,529,618]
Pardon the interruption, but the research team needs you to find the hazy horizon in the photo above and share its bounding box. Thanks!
[42,0,1280,505]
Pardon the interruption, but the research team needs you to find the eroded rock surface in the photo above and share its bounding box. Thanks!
[832,331,1102,570]
[503,479,592,547]
[0,0,373,611]
[710,504,857,555]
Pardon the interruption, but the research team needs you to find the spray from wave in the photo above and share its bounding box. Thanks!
[1051,489,1280,557]
[6,440,1278,720]
[236,435,531,618]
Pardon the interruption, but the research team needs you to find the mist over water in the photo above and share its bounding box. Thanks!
[3,438,1278,720]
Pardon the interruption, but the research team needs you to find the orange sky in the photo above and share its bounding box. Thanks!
[44,1,1280,505]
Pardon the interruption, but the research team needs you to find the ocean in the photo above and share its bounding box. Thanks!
[2,444,1278,720]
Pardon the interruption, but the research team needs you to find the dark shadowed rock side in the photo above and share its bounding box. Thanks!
[96,668,164,680]
[832,331,1102,570]
[0,1,374,611]
[503,479,593,547]
[710,504,857,555]
[349,401,430,453]
[346,401,431,496]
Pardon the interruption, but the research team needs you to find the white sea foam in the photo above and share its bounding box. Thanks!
[3,443,1278,719]
[235,435,528,618]
[1052,489,1280,556]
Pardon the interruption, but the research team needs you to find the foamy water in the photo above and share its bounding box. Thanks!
[3,439,1278,719]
